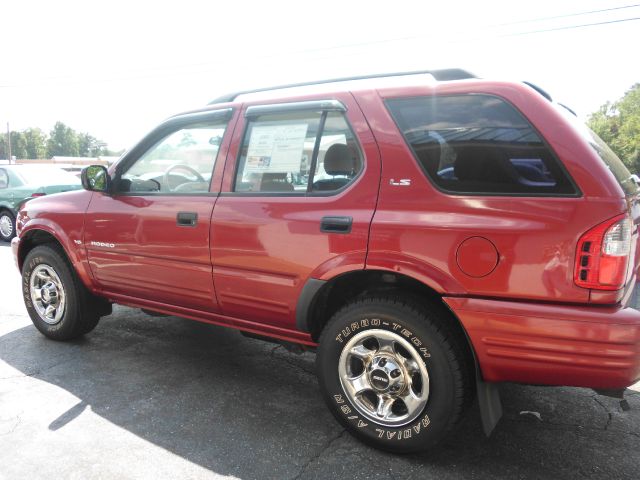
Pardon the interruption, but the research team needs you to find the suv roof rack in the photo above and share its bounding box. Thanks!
[523,81,553,102]
[208,68,477,105]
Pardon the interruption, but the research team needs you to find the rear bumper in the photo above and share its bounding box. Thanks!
[444,296,640,390]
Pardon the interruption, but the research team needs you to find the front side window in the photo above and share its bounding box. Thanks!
[386,94,577,195]
[234,110,362,193]
[119,121,227,194]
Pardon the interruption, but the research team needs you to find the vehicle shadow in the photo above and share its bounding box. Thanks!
[1,307,638,479]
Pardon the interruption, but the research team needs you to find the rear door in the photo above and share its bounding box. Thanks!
[84,108,236,312]
[210,95,380,329]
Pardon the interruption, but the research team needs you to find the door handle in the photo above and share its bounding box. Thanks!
[320,216,352,234]
[177,211,198,227]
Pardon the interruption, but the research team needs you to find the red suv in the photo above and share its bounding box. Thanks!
[12,69,640,453]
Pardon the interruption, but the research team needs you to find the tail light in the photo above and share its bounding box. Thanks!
[575,214,633,290]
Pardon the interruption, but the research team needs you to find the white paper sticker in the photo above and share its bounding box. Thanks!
[246,123,308,173]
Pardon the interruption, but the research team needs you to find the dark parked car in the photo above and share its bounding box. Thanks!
[0,165,81,242]
[11,69,640,453]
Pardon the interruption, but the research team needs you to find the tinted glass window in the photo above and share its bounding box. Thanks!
[311,112,362,192]
[387,95,577,195]
[0,169,7,189]
[589,132,637,196]
[234,110,362,194]
[554,103,638,196]
[120,121,227,194]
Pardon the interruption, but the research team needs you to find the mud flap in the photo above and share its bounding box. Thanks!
[477,371,502,436]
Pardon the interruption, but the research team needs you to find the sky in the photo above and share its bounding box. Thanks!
[1,0,639,152]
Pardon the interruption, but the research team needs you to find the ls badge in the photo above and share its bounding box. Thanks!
[389,178,411,186]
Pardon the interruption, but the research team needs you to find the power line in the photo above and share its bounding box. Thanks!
[1,9,639,89]
[493,3,640,26]
[497,15,640,37]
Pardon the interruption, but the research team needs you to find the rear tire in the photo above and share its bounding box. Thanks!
[316,295,473,453]
[0,210,16,242]
[22,244,101,340]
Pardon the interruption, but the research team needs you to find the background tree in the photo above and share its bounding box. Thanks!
[0,136,8,159]
[0,131,28,159]
[47,122,79,157]
[10,131,28,159]
[588,83,640,173]
[23,128,47,159]
[77,132,105,157]
[1,123,111,160]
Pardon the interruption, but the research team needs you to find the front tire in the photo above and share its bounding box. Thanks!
[316,295,473,453]
[22,244,101,340]
[0,210,16,242]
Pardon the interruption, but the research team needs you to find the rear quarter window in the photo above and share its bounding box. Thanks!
[386,94,578,196]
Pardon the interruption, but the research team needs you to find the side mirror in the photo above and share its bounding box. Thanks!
[81,165,111,192]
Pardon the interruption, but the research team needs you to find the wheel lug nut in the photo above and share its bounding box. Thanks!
[391,369,401,378]
[378,358,387,367]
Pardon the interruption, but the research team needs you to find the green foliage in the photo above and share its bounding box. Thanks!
[10,131,28,159]
[0,131,27,159]
[23,128,47,159]
[0,122,110,160]
[47,121,79,157]
[77,132,107,157]
[588,83,640,173]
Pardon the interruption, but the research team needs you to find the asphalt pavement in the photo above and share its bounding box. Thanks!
[0,242,639,480]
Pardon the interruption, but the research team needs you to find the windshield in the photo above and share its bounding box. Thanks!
[555,104,638,196]
[14,166,81,186]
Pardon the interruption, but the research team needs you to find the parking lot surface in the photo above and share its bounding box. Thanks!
[0,242,639,479]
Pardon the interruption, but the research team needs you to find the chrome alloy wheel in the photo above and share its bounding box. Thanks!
[338,329,430,427]
[29,264,66,325]
[0,214,13,238]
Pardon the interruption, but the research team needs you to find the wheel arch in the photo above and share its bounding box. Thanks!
[298,269,469,346]
[0,205,17,215]
[17,226,95,292]
[297,268,503,435]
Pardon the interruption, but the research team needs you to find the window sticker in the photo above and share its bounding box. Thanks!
[246,123,309,173]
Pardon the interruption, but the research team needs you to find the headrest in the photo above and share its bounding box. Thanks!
[324,144,354,176]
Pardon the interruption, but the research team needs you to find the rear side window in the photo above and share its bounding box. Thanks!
[386,94,577,195]
[554,103,638,196]
[234,110,362,194]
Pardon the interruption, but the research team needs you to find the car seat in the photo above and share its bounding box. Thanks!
[313,144,356,191]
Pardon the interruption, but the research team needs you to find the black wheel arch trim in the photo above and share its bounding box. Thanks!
[295,277,327,332]
[297,273,502,436]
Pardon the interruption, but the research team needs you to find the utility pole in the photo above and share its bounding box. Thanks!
[5,123,11,163]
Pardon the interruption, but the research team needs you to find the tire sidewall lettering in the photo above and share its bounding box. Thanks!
[22,255,46,309]
[22,251,68,333]
[335,317,431,360]
[329,314,439,444]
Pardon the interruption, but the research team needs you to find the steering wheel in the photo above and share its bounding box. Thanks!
[163,164,206,192]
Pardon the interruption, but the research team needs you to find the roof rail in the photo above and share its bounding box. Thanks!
[523,81,553,102]
[208,68,476,105]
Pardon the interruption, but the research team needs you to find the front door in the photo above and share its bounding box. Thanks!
[84,108,235,312]
[211,95,380,329]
